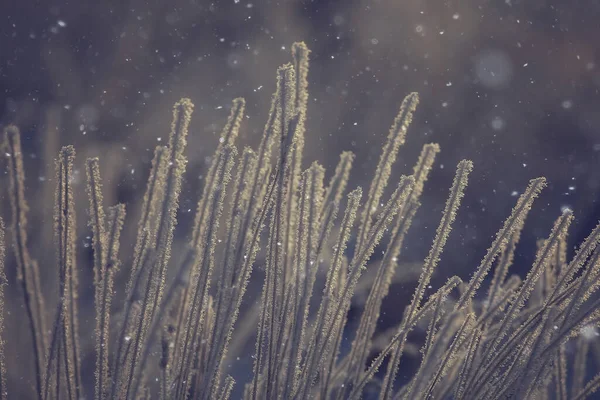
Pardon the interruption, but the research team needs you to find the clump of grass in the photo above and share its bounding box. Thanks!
[1,42,600,400]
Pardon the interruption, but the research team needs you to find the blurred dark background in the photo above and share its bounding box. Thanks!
[1,0,600,397]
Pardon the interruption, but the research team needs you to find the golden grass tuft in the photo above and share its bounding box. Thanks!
[1,42,600,400]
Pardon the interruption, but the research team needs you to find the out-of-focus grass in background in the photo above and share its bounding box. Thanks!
[1,0,599,395]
